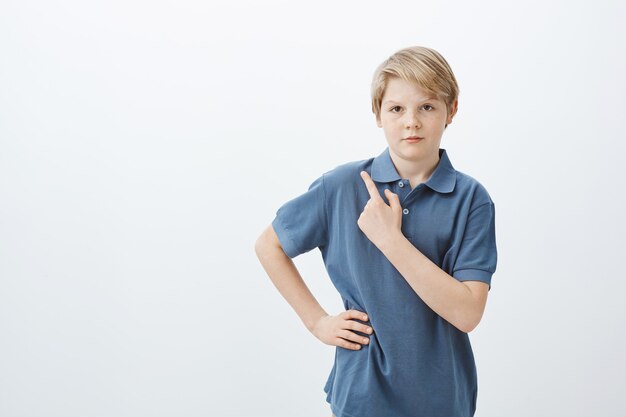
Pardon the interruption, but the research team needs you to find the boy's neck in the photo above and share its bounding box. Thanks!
[388,149,440,188]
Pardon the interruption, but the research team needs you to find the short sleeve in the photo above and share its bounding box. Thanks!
[452,202,498,290]
[271,174,328,258]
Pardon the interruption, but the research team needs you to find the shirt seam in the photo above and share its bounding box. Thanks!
[468,201,492,216]
[453,267,493,274]
[275,212,301,257]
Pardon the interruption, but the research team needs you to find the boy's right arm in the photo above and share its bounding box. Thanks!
[255,224,329,332]
[254,224,373,350]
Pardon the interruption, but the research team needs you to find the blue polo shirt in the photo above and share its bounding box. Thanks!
[271,146,497,417]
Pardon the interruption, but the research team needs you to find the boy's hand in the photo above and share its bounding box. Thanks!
[357,170,402,249]
[311,311,374,351]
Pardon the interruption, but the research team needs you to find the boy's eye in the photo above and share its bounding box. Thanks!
[389,104,434,112]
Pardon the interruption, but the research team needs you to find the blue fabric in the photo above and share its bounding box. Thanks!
[271,147,497,417]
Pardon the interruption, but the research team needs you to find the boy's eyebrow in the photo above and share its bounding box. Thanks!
[383,97,440,105]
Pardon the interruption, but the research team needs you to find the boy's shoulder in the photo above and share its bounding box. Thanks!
[320,155,374,189]
[453,167,495,207]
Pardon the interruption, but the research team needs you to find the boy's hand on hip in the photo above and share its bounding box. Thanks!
[311,311,374,351]
[357,170,402,249]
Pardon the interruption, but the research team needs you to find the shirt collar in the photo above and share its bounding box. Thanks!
[370,146,456,194]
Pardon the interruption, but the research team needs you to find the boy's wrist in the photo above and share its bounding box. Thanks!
[378,230,406,254]
[304,310,329,333]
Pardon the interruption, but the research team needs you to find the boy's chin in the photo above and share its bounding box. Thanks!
[390,142,440,156]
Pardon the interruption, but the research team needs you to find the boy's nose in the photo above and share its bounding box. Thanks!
[405,112,421,129]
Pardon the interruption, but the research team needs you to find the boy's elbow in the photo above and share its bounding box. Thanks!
[462,323,476,334]
[454,322,473,334]
[461,316,482,333]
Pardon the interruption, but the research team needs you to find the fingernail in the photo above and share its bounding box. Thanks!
[363,315,368,320]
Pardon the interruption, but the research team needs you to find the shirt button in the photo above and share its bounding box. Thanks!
[403,208,409,215]
[398,180,404,188]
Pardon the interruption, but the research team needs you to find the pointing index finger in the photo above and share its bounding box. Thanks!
[360,171,383,201]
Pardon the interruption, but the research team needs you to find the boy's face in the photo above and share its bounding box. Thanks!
[376,77,457,163]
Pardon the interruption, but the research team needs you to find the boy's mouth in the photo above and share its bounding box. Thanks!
[404,136,424,142]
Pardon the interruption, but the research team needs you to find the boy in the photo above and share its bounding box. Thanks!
[255,46,497,417]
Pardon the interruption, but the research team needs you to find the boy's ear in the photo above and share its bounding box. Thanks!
[375,114,382,128]
[446,99,459,125]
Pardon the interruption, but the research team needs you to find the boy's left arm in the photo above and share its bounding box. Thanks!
[378,235,489,333]
[357,171,490,333]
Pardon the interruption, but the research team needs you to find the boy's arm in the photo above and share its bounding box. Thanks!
[378,234,489,333]
[254,224,329,332]
[357,171,492,333]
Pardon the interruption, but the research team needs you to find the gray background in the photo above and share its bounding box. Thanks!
[1,0,625,416]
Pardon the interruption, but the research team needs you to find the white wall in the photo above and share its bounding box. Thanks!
[1,1,625,416]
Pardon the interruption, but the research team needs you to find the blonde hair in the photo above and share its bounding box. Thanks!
[371,46,459,121]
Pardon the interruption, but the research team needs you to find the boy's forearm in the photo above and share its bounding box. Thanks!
[255,239,328,332]
[378,232,478,333]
